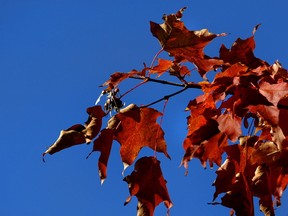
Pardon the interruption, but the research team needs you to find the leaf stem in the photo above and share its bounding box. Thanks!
[150,47,164,69]
[119,79,148,99]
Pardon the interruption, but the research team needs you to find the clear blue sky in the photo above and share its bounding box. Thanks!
[1,1,288,215]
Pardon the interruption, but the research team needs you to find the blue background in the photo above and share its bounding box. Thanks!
[1,0,288,215]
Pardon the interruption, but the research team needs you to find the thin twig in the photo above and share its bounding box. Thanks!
[141,85,188,108]
[129,76,202,89]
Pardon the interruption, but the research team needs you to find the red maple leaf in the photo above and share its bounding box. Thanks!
[87,128,114,183]
[213,144,256,216]
[101,70,142,90]
[110,104,170,167]
[278,96,288,136]
[149,58,173,77]
[259,80,288,106]
[123,156,172,216]
[216,113,242,142]
[219,27,268,69]
[150,7,226,77]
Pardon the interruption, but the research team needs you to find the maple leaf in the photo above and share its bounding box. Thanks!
[43,124,86,158]
[101,70,142,90]
[269,163,288,207]
[43,106,105,160]
[278,96,288,136]
[220,173,254,216]
[150,7,226,77]
[248,104,279,126]
[149,58,173,77]
[103,104,170,168]
[169,63,190,77]
[220,85,273,117]
[182,120,222,170]
[184,132,228,169]
[87,128,114,184]
[250,141,280,165]
[259,80,288,106]
[213,144,257,215]
[219,27,268,69]
[216,113,242,142]
[269,60,288,81]
[251,165,275,215]
[123,156,172,216]
[210,63,248,98]
[84,105,106,142]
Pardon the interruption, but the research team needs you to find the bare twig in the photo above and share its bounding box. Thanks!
[129,76,202,89]
[141,85,189,108]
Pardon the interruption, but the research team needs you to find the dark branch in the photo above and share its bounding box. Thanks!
[141,85,189,108]
[129,76,202,89]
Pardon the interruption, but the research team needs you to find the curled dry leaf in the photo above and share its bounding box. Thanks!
[123,156,172,216]
[84,105,106,142]
[43,105,105,161]
[43,125,86,160]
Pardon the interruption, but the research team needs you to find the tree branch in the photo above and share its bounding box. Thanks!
[129,76,202,89]
[141,85,189,108]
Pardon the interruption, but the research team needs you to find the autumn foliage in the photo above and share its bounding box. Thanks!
[44,7,288,216]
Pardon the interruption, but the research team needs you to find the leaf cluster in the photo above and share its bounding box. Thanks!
[44,7,288,216]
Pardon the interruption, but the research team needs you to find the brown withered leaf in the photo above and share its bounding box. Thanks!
[109,104,170,167]
[43,124,86,159]
[84,106,106,142]
[123,157,172,216]
[150,7,226,77]
[250,141,280,165]
[149,58,173,77]
[101,70,141,90]
[43,105,105,161]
